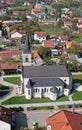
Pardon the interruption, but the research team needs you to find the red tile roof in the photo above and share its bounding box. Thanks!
[34,31,47,37]
[64,21,72,25]
[66,41,75,49]
[2,23,7,27]
[59,35,68,41]
[0,105,12,124]
[46,110,82,130]
[9,30,17,35]
[32,8,41,13]
[0,63,22,70]
[32,50,41,61]
[0,50,22,61]
[6,2,14,5]
[42,40,55,48]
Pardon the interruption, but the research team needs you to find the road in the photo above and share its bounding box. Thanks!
[3,100,82,109]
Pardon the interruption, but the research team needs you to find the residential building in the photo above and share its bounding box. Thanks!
[32,50,44,65]
[46,110,82,130]
[34,31,47,42]
[9,30,22,39]
[31,8,41,15]
[0,105,12,130]
[18,33,72,100]
[42,40,55,48]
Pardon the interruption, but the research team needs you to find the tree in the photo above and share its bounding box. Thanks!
[2,28,8,37]
[38,46,50,59]
[67,44,81,56]
[0,22,2,30]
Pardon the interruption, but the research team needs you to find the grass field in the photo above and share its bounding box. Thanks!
[0,91,9,97]
[72,74,82,84]
[41,25,65,35]
[72,91,82,100]
[27,106,54,111]
[0,84,9,89]
[4,77,20,84]
[2,96,69,105]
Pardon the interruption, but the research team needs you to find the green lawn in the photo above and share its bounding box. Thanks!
[0,91,9,97]
[72,91,82,100]
[27,106,54,111]
[2,96,69,105]
[0,84,9,89]
[4,77,20,84]
[41,25,65,35]
[72,74,82,84]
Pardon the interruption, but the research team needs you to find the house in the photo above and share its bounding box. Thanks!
[42,40,55,48]
[31,8,41,15]
[58,35,68,43]
[34,31,47,42]
[0,8,6,16]
[0,50,22,61]
[77,22,82,28]
[64,21,72,28]
[50,49,59,57]
[46,109,82,130]
[9,30,22,39]
[13,10,20,16]
[65,41,75,49]
[18,33,72,100]
[0,63,22,74]
[0,105,12,130]
[32,50,44,65]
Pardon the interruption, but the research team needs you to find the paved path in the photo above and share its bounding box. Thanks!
[3,100,82,109]
[0,76,18,103]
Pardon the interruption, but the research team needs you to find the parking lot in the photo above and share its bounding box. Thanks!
[14,110,53,130]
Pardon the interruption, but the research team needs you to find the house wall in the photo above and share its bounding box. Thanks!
[11,32,22,38]
[34,34,46,42]
[0,121,11,130]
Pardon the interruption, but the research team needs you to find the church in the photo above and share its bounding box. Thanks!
[18,33,72,100]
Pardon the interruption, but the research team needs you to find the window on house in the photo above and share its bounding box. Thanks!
[47,89,48,92]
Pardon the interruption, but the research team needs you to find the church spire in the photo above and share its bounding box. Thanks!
[23,32,31,54]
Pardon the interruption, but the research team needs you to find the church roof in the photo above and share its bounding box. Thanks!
[29,78,64,88]
[22,65,70,78]
[23,33,31,54]
[50,87,59,93]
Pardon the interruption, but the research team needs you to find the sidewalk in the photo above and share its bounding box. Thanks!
[0,77,18,103]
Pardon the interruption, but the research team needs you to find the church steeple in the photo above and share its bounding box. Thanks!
[23,32,31,54]
[22,32,32,66]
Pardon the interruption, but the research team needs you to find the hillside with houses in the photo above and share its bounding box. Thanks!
[0,1,82,130]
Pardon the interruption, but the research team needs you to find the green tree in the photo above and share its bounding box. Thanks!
[0,22,2,30]
[38,46,50,59]
[67,44,81,56]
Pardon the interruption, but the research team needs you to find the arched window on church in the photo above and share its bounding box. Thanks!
[36,88,37,93]
[44,88,46,92]
[25,57,28,62]
[28,89,30,95]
